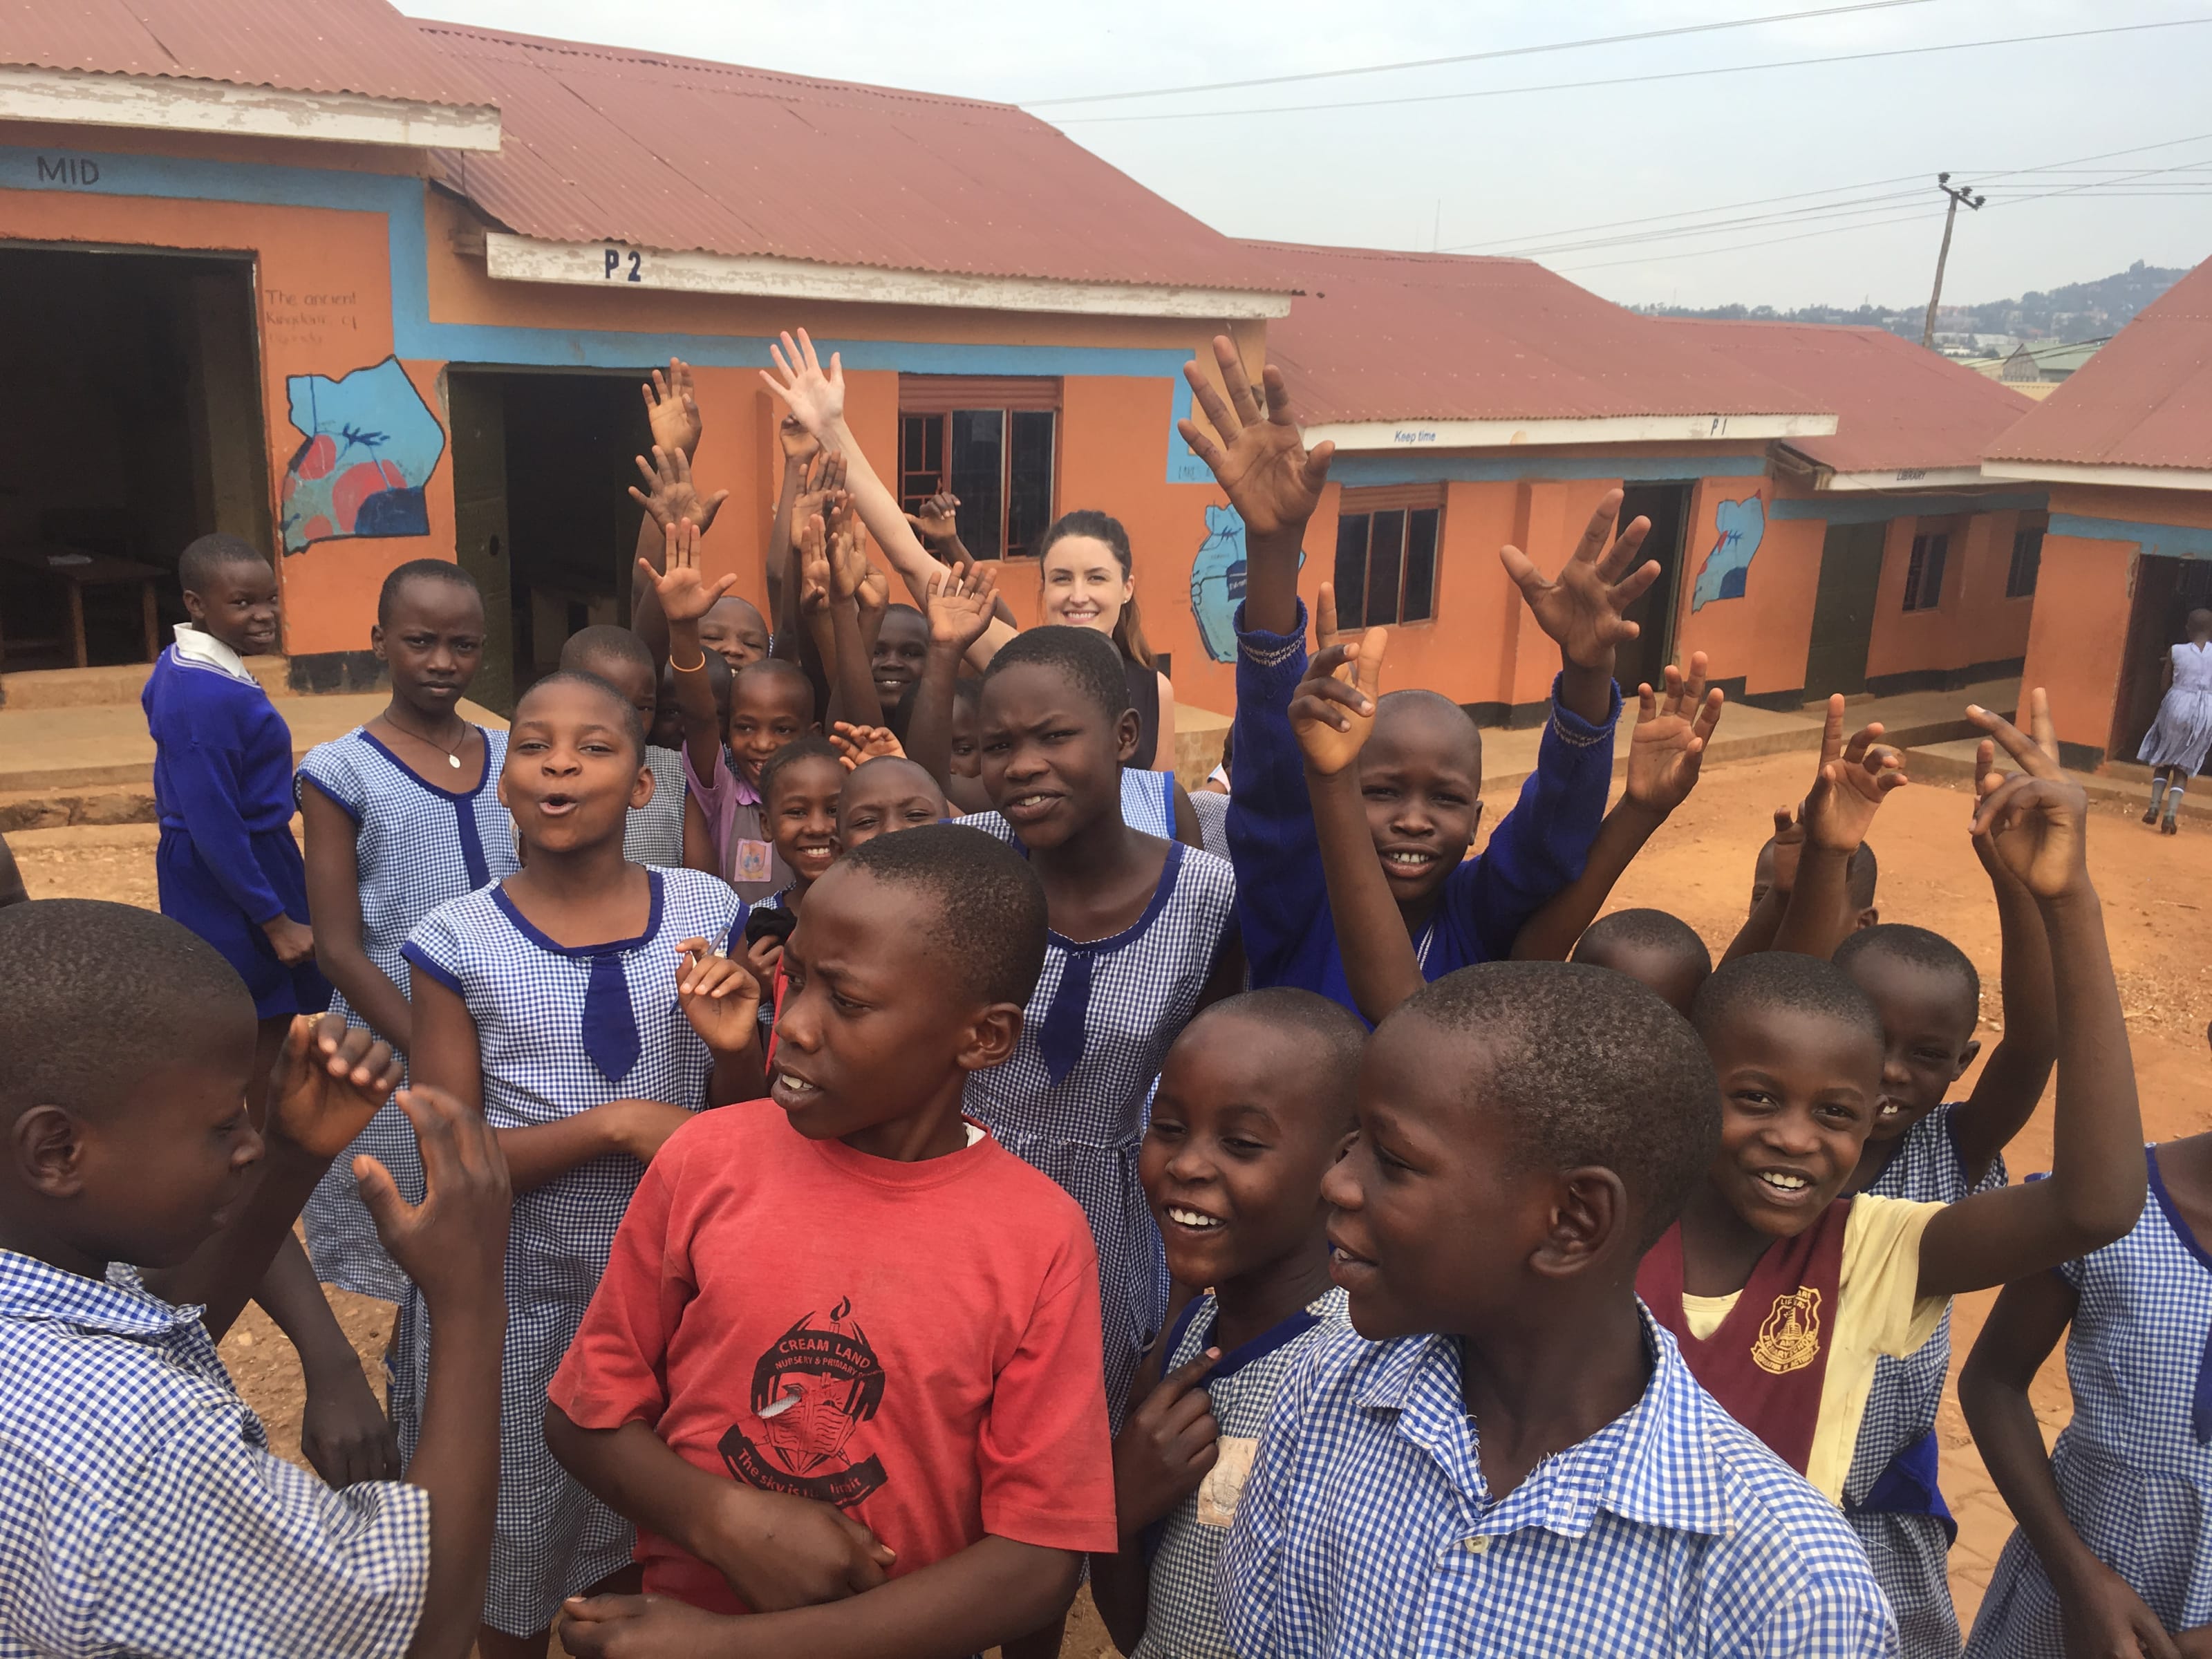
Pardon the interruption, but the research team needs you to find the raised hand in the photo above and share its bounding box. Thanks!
[826,511,873,605]
[1971,686,2059,883]
[760,328,847,439]
[642,358,703,461]
[1177,334,1332,546]
[1801,723,1906,853]
[639,518,737,627]
[266,1012,403,1159]
[1291,585,1387,779]
[1500,489,1660,681]
[1625,652,1725,816]
[831,722,904,769]
[628,444,729,536]
[677,937,760,1058]
[355,1084,510,1311]
[1113,1349,1222,1536]
[797,512,833,617]
[905,491,961,545]
[924,561,1000,655]
[777,413,821,465]
[793,451,846,536]
[1969,691,2090,899]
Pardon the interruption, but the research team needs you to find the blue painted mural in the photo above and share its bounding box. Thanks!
[1190,504,1248,662]
[1691,494,1767,612]
[279,357,445,554]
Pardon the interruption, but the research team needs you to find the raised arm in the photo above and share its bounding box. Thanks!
[1513,656,1723,960]
[1917,702,2146,1299]
[1960,1269,2181,1659]
[639,518,738,787]
[1292,599,1422,1023]
[762,330,1018,662]
[627,444,729,673]
[1951,688,2061,1181]
[1499,487,1657,727]
[908,564,1000,791]
[766,416,820,639]
[1773,717,1904,959]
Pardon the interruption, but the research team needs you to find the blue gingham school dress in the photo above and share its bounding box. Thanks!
[1848,1103,2007,1658]
[294,727,517,1304]
[2138,641,2212,774]
[1965,1147,2212,1659]
[397,866,743,1636]
[956,819,1237,1424]
[622,744,689,868]
[1121,767,1174,838]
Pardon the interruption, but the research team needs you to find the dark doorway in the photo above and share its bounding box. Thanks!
[1803,521,1888,699]
[1615,482,1691,694]
[445,369,649,713]
[0,243,269,669]
[2113,554,2212,771]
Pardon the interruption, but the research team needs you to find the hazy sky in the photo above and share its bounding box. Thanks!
[402,0,2212,315]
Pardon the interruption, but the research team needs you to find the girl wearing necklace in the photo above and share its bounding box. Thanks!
[294,560,521,1431]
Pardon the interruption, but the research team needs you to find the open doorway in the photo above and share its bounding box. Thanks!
[1803,520,1887,699]
[0,243,269,671]
[2112,553,2212,771]
[446,369,649,713]
[1615,482,1691,694]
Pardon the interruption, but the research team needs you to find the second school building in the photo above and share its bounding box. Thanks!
[0,0,2076,740]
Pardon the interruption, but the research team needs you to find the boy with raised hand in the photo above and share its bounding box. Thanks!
[0,899,511,1659]
[1219,959,1896,1656]
[1177,335,1640,1018]
[547,825,1116,1659]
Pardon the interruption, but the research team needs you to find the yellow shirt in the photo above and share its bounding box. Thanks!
[1679,1194,1948,1503]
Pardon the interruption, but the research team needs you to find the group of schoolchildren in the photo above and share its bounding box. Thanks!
[1,326,2207,1659]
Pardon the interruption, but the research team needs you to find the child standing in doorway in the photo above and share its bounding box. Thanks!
[2139,607,2212,834]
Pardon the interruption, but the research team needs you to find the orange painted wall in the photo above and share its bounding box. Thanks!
[1862,508,2034,683]
[1671,481,1824,699]
[2019,534,2136,755]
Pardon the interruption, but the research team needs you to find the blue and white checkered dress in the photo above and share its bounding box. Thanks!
[294,727,516,1305]
[1849,1103,2007,1658]
[623,744,689,868]
[1221,1309,1897,1656]
[956,819,1237,1425]
[0,1252,431,1658]
[1121,768,1175,839]
[1965,1148,2212,1658]
[398,866,742,1637]
[1133,1287,1347,1659]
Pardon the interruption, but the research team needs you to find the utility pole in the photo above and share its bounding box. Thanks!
[1921,172,1986,350]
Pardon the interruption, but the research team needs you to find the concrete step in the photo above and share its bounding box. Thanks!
[0,656,293,710]
[0,785,156,834]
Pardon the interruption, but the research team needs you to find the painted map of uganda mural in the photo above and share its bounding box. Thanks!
[279,357,444,554]
[1691,494,1766,612]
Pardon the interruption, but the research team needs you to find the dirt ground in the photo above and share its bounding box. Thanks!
[17,744,2211,1653]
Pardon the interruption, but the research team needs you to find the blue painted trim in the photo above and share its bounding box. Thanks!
[2050,513,2212,561]
[1329,452,1771,487]
[1,143,1204,460]
[1769,491,2047,525]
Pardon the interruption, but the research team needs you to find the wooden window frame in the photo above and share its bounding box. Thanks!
[1333,486,1444,630]
[897,376,1061,561]
[1902,529,1950,613]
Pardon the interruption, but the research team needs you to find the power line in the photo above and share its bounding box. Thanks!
[1460,130,2212,256]
[1023,0,1954,109]
[1049,17,2212,125]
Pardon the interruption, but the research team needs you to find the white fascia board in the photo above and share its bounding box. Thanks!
[482,233,1293,320]
[1303,411,1839,451]
[0,64,500,151]
[1819,465,1989,491]
[1981,457,2212,492]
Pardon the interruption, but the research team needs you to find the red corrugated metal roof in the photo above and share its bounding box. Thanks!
[422,24,1288,294]
[1664,320,2033,474]
[1246,241,1824,424]
[1985,254,2212,472]
[0,0,492,110]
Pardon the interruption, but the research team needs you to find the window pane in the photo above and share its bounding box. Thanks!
[2008,528,2043,597]
[949,409,1005,560]
[1333,514,1371,629]
[898,414,944,515]
[1365,509,1405,626]
[1903,536,1929,612]
[1006,410,1056,559]
[1920,534,1948,609]
[1401,508,1439,623]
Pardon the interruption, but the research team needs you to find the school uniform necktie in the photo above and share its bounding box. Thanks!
[1037,951,1094,1085]
[581,953,641,1085]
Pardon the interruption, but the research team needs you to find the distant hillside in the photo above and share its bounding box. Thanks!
[1638,260,2186,345]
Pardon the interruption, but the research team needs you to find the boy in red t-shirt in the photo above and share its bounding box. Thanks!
[547,823,1116,1658]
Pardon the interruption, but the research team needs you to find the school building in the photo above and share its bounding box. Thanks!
[1985,254,2212,773]
[0,0,1293,718]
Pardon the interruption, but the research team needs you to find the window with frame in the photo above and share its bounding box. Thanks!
[1333,491,1443,628]
[897,377,1060,561]
[1901,531,1949,612]
[2006,525,2045,598]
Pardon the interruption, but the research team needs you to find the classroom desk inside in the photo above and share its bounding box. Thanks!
[0,547,164,668]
